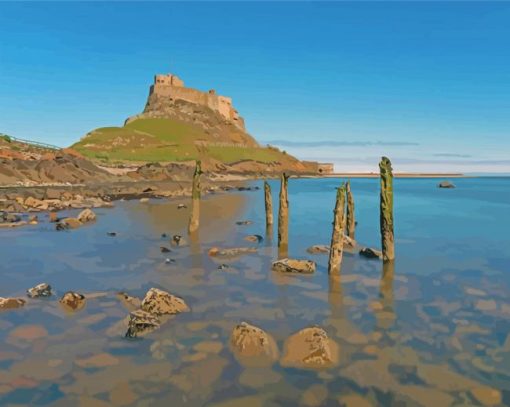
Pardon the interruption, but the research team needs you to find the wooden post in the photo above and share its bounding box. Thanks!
[264,181,273,229]
[188,160,202,234]
[328,183,346,275]
[379,156,395,261]
[345,181,355,239]
[277,173,289,254]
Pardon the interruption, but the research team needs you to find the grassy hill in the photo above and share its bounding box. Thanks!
[72,118,296,166]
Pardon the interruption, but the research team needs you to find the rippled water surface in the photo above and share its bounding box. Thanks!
[1,177,510,406]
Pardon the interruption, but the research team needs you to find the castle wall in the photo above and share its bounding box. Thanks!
[152,78,242,128]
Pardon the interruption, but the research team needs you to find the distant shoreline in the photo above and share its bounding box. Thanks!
[308,173,466,179]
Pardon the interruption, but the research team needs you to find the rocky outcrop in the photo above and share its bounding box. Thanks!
[272,258,316,274]
[27,283,52,298]
[59,291,86,311]
[125,309,161,338]
[0,297,26,310]
[281,327,339,369]
[141,288,190,316]
[230,322,279,366]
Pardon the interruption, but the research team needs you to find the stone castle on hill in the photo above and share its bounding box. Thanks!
[150,73,245,131]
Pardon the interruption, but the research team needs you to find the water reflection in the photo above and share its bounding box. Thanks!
[376,261,396,331]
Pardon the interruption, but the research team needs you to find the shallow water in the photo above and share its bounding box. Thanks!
[1,177,509,406]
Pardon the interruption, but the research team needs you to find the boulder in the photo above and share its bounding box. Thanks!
[125,310,161,338]
[59,291,86,311]
[359,247,382,259]
[208,247,257,258]
[141,288,190,315]
[230,321,279,366]
[272,258,316,274]
[281,326,339,368]
[27,283,52,298]
[307,245,330,254]
[0,297,26,310]
[438,181,455,189]
[56,217,82,230]
[77,208,96,223]
[244,234,263,243]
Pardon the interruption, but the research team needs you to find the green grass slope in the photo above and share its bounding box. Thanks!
[72,118,296,166]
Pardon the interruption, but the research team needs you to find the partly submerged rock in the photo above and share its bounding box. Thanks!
[56,217,82,231]
[125,309,161,338]
[0,297,26,310]
[141,288,190,315]
[177,203,187,209]
[208,247,258,258]
[116,292,141,310]
[244,234,264,243]
[160,246,171,253]
[438,180,456,189]
[171,235,187,247]
[307,245,330,254]
[139,197,149,203]
[236,220,253,226]
[359,247,383,259]
[1,212,21,223]
[59,291,86,311]
[27,283,52,298]
[77,208,96,223]
[230,321,279,366]
[272,258,316,274]
[281,326,339,369]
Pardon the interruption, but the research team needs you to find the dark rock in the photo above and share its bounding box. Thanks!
[160,246,171,253]
[107,232,117,237]
[236,220,253,226]
[359,247,383,259]
[171,235,186,247]
[438,181,456,189]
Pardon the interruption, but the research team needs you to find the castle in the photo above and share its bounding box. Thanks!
[150,74,245,130]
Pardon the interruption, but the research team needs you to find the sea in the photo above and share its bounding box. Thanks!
[0,176,509,406]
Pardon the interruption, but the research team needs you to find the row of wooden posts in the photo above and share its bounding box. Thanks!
[187,157,395,270]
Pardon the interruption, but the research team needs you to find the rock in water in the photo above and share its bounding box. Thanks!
[141,288,190,315]
[56,218,82,230]
[116,292,141,310]
[307,245,330,254]
[59,291,86,311]
[140,197,149,203]
[281,326,339,369]
[27,283,52,298]
[438,180,456,189]
[160,246,171,253]
[236,220,253,226]
[177,203,187,209]
[125,309,161,338]
[208,247,257,258]
[230,321,279,366]
[244,234,263,243]
[359,247,383,259]
[171,235,187,247]
[77,208,96,223]
[0,297,26,310]
[272,258,316,274]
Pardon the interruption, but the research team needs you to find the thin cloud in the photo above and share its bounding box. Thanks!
[263,140,420,147]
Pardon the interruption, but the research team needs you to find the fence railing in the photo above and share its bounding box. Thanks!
[0,134,61,150]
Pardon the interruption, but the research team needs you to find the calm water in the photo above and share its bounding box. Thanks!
[1,177,509,406]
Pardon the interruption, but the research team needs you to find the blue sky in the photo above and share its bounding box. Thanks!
[1,2,509,173]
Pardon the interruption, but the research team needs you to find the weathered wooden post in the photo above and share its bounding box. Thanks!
[328,183,346,275]
[277,173,289,254]
[379,156,395,261]
[346,181,355,239]
[264,181,273,229]
[188,160,202,234]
